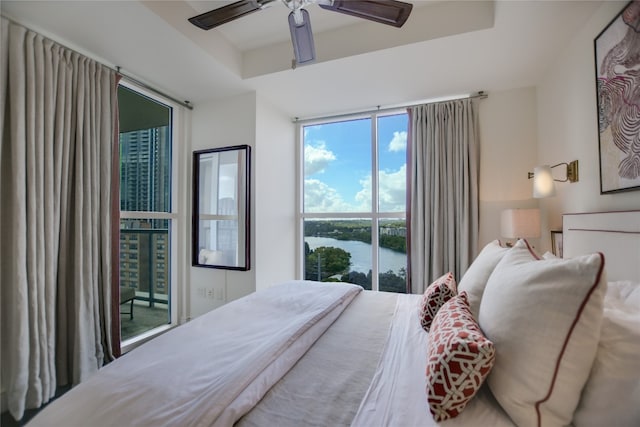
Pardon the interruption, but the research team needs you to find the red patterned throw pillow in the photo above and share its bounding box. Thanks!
[426,292,495,421]
[419,272,457,331]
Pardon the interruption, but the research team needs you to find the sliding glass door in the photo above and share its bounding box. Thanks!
[118,83,175,343]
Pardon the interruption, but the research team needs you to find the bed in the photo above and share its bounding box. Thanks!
[27,210,640,427]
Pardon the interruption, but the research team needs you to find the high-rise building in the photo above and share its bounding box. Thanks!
[120,127,170,213]
[119,127,171,305]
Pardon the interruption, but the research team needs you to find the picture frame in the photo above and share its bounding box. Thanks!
[594,0,640,194]
[551,230,563,258]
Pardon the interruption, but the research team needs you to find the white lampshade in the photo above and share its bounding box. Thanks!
[533,165,557,198]
[501,208,541,239]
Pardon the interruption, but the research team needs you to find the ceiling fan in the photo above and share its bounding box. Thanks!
[188,0,413,66]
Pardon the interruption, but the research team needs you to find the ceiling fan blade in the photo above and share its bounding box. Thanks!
[318,0,413,28]
[189,0,276,30]
[289,9,316,65]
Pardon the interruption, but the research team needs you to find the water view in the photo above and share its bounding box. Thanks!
[306,236,407,274]
[303,219,407,292]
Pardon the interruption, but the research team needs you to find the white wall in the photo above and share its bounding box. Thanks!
[189,92,257,318]
[187,86,542,307]
[475,1,640,257]
[187,0,640,313]
[536,1,640,252]
[188,91,296,318]
[478,86,540,251]
[254,95,297,290]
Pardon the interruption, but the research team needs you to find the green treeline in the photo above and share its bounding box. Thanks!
[303,243,407,293]
[303,220,408,292]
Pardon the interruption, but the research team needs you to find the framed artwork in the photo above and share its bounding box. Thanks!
[594,0,640,194]
[551,230,563,258]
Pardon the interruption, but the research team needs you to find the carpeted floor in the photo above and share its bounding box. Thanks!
[120,303,169,341]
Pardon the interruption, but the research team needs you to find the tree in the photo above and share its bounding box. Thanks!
[379,269,406,293]
[340,271,371,289]
[305,246,351,281]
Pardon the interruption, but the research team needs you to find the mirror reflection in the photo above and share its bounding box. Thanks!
[192,145,250,270]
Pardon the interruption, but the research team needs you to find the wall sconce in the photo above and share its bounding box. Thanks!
[527,160,579,198]
[501,208,541,246]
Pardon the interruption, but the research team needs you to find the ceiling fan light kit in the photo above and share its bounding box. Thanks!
[289,8,316,65]
[188,0,413,66]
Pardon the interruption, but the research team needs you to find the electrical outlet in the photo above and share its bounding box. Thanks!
[207,288,214,299]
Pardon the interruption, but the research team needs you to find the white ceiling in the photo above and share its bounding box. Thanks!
[1,1,603,119]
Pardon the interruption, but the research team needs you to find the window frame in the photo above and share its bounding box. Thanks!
[118,80,180,352]
[296,110,407,291]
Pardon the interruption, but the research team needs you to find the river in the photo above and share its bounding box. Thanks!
[305,236,407,274]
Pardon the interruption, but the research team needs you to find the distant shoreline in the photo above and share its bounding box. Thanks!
[305,236,406,274]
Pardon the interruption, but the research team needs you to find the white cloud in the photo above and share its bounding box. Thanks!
[355,165,406,212]
[379,164,407,212]
[304,142,336,176]
[354,175,372,210]
[304,159,407,213]
[388,131,407,152]
[304,179,354,212]
[356,165,407,212]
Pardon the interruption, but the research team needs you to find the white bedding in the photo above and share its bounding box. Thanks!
[27,280,361,427]
[28,276,635,426]
[352,294,514,427]
[237,290,398,426]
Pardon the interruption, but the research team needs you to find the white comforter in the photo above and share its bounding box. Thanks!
[28,280,362,427]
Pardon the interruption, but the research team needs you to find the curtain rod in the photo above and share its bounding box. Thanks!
[1,14,193,110]
[293,91,488,123]
[115,67,193,110]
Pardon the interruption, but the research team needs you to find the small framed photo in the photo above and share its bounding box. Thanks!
[551,230,563,258]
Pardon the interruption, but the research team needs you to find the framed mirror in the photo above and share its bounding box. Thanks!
[192,145,251,270]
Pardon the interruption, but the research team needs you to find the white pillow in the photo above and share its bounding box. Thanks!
[604,280,640,305]
[572,281,640,426]
[457,240,509,318]
[478,239,607,427]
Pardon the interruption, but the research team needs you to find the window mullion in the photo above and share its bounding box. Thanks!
[371,114,379,291]
[120,211,176,220]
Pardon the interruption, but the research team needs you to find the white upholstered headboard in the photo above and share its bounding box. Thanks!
[563,210,640,282]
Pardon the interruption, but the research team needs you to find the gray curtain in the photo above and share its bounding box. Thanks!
[407,98,479,294]
[0,18,117,420]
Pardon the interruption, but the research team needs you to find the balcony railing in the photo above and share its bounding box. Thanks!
[120,228,169,307]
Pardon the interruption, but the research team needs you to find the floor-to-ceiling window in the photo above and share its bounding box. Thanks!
[299,111,408,292]
[118,83,176,342]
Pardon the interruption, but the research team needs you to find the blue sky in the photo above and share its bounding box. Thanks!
[303,113,407,213]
